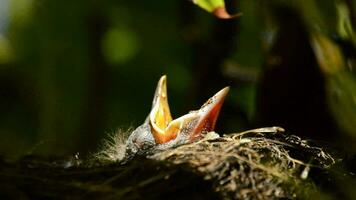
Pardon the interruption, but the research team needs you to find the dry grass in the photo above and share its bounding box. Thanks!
[151,127,335,199]
[93,127,335,199]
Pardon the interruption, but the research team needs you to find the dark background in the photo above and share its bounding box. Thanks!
[0,0,356,158]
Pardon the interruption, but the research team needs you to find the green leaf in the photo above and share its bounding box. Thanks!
[192,0,242,19]
[192,0,225,13]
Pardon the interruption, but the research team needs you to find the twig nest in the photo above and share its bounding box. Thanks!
[151,127,335,200]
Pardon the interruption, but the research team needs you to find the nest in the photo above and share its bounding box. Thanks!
[150,127,335,200]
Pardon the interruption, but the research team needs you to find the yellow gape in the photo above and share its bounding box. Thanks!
[149,75,229,145]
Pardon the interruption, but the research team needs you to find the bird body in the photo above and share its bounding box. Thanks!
[124,75,229,159]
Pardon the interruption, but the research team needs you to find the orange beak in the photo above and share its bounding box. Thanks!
[149,75,229,144]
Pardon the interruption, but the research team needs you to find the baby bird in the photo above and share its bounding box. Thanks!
[124,75,229,160]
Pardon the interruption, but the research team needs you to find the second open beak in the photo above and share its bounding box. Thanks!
[149,75,229,145]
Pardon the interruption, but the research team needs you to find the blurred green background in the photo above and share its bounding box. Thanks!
[0,0,356,158]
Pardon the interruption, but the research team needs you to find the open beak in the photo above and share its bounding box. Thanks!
[149,75,229,144]
[149,75,174,144]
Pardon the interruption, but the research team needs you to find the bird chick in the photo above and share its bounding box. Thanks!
[124,75,229,160]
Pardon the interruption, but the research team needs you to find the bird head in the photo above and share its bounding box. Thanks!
[125,75,229,159]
